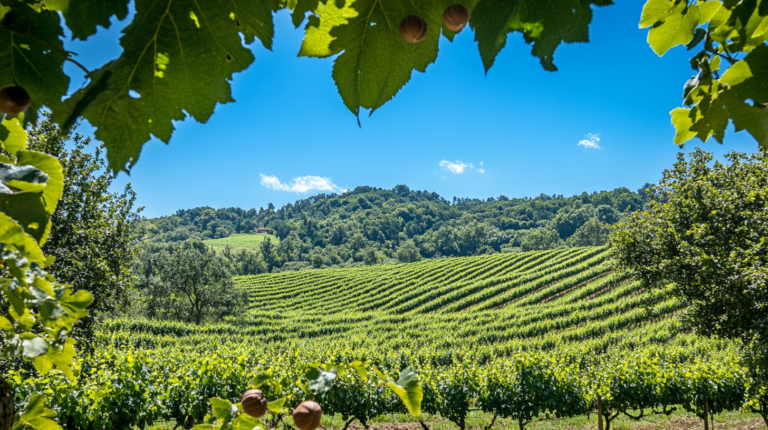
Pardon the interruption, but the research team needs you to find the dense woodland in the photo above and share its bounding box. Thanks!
[144,185,652,274]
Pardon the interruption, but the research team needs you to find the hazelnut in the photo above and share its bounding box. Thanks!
[399,15,428,43]
[292,401,322,430]
[443,4,470,32]
[0,86,31,115]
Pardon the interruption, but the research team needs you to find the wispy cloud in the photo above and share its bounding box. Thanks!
[259,174,346,193]
[439,160,472,174]
[578,133,601,149]
[478,161,485,174]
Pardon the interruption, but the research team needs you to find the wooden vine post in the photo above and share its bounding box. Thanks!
[703,400,709,430]
[596,394,604,430]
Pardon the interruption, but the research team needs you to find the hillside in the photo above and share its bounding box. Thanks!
[143,185,652,274]
[18,248,757,430]
[203,233,280,251]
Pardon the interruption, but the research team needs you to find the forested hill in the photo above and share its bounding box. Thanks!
[144,184,652,273]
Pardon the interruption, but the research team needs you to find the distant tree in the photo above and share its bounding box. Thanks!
[27,114,143,351]
[136,241,247,324]
[551,207,592,240]
[397,240,422,263]
[520,228,560,252]
[611,149,768,424]
[594,205,620,225]
[568,218,610,247]
[363,248,382,265]
[260,237,276,270]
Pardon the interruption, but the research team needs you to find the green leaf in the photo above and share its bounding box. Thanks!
[210,397,237,423]
[305,363,337,394]
[0,316,12,331]
[721,89,768,148]
[58,289,94,319]
[328,0,449,119]
[0,211,45,262]
[471,0,612,73]
[0,190,50,244]
[61,0,130,40]
[17,394,62,430]
[16,150,64,214]
[382,367,422,418]
[698,1,722,25]
[292,0,320,27]
[721,43,768,104]
[349,360,369,381]
[647,2,700,56]
[0,116,28,154]
[0,5,70,124]
[230,0,280,48]
[232,413,260,430]
[639,0,677,28]
[266,397,285,414]
[21,336,48,358]
[32,354,54,375]
[54,0,269,173]
[297,0,358,58]
[0,163,48,185]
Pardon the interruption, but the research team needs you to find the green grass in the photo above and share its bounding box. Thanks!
[144,408,765,430]
[203,233,279,251]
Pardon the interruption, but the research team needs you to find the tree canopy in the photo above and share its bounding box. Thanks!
[610,148,768,404]
[144,185,641,272]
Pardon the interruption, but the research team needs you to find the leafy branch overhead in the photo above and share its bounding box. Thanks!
[639,0,768,148]
[1,0,613,173]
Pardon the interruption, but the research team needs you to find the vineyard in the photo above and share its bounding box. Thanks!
[8,248,766,430]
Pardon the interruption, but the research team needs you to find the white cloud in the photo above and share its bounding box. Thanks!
[478,169,485,174]
[259,174,346,193]
[578,133,601,149]
[439,160,472,174]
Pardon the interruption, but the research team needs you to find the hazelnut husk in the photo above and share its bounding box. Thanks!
[0,86,31,115]
[443,4,470,32]
[241,389,268,418]
[292,401,322,430]
[399,15,428,43]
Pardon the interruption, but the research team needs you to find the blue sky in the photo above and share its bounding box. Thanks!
[64,2,759,219]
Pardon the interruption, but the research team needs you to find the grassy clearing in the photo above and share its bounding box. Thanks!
[203,233,279,251]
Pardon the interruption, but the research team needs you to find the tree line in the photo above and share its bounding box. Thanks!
[143,184,650,275]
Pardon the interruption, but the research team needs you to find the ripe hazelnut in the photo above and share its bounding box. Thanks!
[443,4,470,32]
[292,401,322,430]
[399,15,428,43]
[0,86,31,115]
[241,389,267,418]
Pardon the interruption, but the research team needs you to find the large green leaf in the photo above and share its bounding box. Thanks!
[13,394,62,430]
[0,5,69,124]
[321,0,453,119]
[230,0,280,48]
[0,116,28,155]
[266,396,286,414]
[0,211,45,262]
[16,150,64,214]
[645,1,700,56]
[471,0,612,72]
[380,367,422,417]
[55,0,274,173]
[721,43,768,104]
[0,190,50,244]
[61,0,130,40]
